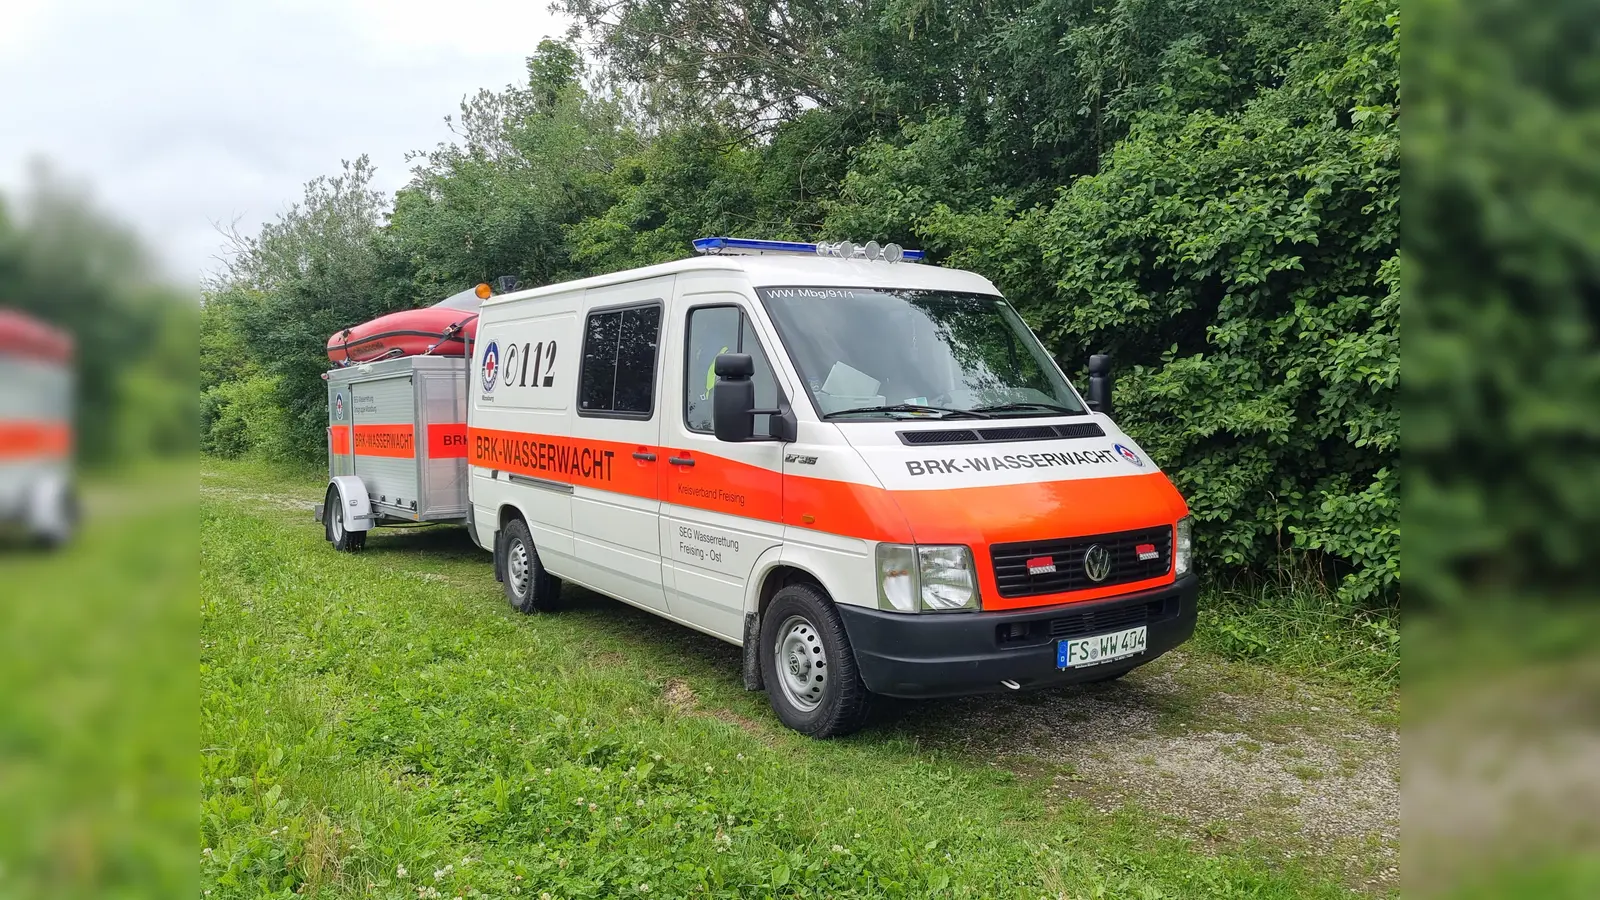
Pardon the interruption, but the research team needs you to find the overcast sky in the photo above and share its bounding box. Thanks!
[0,0,564,284]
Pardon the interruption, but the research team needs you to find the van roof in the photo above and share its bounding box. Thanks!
[481,254,1002,307]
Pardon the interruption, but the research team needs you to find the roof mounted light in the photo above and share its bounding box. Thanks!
[693,237,820,255]
[692,236,924,262]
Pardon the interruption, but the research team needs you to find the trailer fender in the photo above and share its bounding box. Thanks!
[328,476,374,533]
[26,473,76,545]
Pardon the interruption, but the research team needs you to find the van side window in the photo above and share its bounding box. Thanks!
[579,304,662,416]
[685,306,777,436]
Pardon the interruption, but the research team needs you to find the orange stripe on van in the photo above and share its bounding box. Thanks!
[468,427,1187,609]
[0,420,71,460]
[469,427,655,496]
[663,448,784,522]
[329,424,351,455]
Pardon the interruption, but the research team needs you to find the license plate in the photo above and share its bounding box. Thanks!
[1057,625,1148,669]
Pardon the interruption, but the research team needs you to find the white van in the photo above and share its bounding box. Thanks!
[321,239,1197,735]
[449,238,1197,736]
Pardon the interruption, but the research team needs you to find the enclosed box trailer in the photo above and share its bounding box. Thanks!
[316,355,469,550]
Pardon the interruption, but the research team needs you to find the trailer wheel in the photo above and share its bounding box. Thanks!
[324,486,366,552]
[28,480,77,550]
[759,582,872,738]
[501,517,560,613]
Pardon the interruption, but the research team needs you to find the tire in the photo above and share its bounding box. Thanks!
[30,483,77,550]
[759,582,872,738]
[500,517,560,613]
[324,486,366,552]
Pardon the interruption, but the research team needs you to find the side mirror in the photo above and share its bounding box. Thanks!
[1086,353,1113,417]
[712,353,756,442]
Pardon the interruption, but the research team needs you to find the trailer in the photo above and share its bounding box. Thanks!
[0,310,76,546]
[315,355,470,550]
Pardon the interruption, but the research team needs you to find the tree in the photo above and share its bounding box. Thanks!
[208,156,399,460]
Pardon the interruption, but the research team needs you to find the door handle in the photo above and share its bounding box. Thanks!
[668,456,695,467]
[632,451,657,462]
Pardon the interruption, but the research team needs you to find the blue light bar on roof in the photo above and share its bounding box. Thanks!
[692,236,926,262]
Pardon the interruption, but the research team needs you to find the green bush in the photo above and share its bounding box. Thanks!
[201,374,291,460]
[1406,0,1600,604]
[924,0,1399,605]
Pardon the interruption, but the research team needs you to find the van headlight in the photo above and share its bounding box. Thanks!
[876,544,979,612]
[1175,516,1193,576]
[876,544,918,612]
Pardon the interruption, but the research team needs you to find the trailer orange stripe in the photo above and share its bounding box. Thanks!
[332,424,460,459]
[352,424,415,458]
[427,423,468,459]
[0,420,71,460]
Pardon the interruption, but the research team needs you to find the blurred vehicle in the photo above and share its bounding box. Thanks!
[0,310,76,546]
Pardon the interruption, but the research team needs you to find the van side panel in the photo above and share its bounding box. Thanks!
[559,278,672,614]
[659,279,790,639]
[468,297,581,570]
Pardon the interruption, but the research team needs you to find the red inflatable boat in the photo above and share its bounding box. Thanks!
[326,284,488,365]
[0,309,74,364]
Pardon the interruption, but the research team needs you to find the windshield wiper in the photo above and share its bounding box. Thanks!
[822,403,992,420]
[971,402,1085,416]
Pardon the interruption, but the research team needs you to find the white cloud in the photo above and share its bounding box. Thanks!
[0,0,563,282]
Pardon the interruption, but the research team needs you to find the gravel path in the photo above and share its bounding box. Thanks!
[890,652,1400,893]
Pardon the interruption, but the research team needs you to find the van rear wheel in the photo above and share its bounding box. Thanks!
[501,518,560,613]
[759,583,871,738]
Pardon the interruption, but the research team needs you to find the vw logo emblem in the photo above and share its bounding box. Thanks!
[1083,544,1112,583]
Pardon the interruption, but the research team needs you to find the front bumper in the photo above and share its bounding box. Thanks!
[836,574,1198,698]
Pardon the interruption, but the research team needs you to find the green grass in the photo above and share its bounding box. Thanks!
[0,460,196,899]
[1189,579,1399,713]
[201,458,1371,899]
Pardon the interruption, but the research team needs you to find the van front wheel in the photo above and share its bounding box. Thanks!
[501,518,560,613]
[760,583,871,738]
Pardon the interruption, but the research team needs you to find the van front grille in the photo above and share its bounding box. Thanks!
[991,525,1173,598]
[1047,600,1161,639]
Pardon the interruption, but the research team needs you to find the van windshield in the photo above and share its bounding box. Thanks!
[757,286,1085,419]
